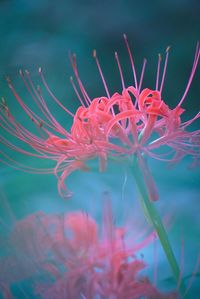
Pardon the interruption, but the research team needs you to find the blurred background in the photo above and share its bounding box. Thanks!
[0,0,200,297]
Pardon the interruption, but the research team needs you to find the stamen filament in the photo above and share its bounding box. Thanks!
[115,51,125,90]
[159,46,170,93]
[123,34,139,91]
[93,50,110,98]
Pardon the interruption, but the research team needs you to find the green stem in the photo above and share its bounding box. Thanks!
[132,157,188,298]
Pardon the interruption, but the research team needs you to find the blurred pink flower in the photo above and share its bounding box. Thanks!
[0,201,177,299]
[0,36,199,198]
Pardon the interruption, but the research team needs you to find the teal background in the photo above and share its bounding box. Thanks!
[0,0,200,298]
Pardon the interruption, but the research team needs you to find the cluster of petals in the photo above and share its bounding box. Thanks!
[0,201,177,299]
[0,36,199,197]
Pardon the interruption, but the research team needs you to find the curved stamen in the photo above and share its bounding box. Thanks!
[38,68,75,117]
[139,58,147,93]
[123,34,139,91]
[70,76,86,107]
[156,53,162,91]
[69,53,91,106]
[115,51,125,90]
[19,70,60,133]
[178,43,200,107]
[93,50,110,98]
[159,46,170,93]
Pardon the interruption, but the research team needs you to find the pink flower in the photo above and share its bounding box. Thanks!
[0,200,177,299]
[0,36,199,198]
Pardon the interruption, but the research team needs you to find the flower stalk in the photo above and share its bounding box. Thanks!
[132,155,188,298]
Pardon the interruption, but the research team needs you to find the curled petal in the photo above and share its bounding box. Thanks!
[58,160,90,198]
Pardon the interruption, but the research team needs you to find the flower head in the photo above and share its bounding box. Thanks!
[0,36,199,198]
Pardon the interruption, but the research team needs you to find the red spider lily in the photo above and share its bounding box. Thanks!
[0,36,199,198]
[0,200,177,299]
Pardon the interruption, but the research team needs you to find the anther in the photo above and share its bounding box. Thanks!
[123,33,127,40]
[93,49,97,58]
[19,69,24,76]
[6,77,11,84]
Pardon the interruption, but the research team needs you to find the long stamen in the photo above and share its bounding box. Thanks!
[6,77,43,129]
[178,43,200,107]
[19,70,59,133]
[115,51,125,90]
[38,68,75,117]
[181,112,200,129]
[17,71,68,138]
[0,149,57,174]
[37,85,72,137]
[156,54,162,90]
[1,111,48,148]
[139,58,147,92]
[69,53,91,106]
[93,50,110,98]
[123,34,138,91]
[159,46,170,93]
[70,76,86,107]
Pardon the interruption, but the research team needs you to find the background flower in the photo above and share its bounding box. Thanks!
[0,199,177,299]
